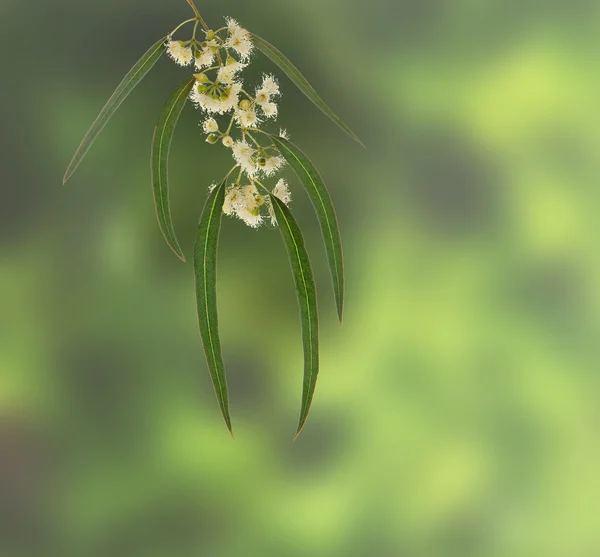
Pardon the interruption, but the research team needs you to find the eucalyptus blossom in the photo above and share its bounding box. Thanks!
[63,0,362,437]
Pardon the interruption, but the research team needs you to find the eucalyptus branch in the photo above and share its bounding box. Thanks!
[63,1,362,438]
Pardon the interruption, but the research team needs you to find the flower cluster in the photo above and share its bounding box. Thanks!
[167,17,292,228]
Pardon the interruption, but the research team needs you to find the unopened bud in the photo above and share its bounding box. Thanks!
[194,72,208,83]
[257,158,267,167]
[206,134,219,144]
[205,30,216,40]
[239,99,251,110]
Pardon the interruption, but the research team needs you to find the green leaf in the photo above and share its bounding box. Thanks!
[63,36,167,184]
[194,180,232,434]
[251,33,364,147]
[270,195,319,437]
[271,135,345,324]
[151,78,195,262]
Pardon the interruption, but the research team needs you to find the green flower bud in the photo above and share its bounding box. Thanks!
[257,158,267,167]
[206,134,219,145]
[205,30,216,40]
[194,73,209,83]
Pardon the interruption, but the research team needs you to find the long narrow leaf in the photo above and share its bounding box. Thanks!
[252,33,364,147]
[194,180,232,434]
[270,195,319,437]
[151,79,194,262]
[271,135,345,324]
[63,36,167,184]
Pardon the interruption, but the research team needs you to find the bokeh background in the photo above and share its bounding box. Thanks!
[2,0,600,555]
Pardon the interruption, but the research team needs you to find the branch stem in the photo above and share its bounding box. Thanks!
[170,18,196,37]
[186,0,210,31]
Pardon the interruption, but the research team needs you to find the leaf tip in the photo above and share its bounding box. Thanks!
[63,166,74,185]
[348,133,366,148]
[166,241,186,262]
[294,418,312,440]
[221,411,234,437]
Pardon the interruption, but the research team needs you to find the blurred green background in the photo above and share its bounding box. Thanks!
[2,0,600,555]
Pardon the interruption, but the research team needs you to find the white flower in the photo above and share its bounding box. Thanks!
[255,90,269,106]
[217,61,246,85]
[236,108,259,129]
[195,47,215,69]
[266,196,278,226]
[203,118,219,134]
[222,135,234,148]
[256,76,279,103]
[279,128,290,140]
[190,82,242,114]
[260,101,278,119]
[243,184,259,200]
[237,205,263,228]
[167,39,193,66]
[255,75,280,119]
[272,179,292,205]
[260,75,280,97]
[225,18,243,33]
[266,179,290,226]
[223,186,244,215]
[220,83,242,113]
[225,18,253,60]
[262,155,285,177]
[231,140,257,176]
[223,183,263,228]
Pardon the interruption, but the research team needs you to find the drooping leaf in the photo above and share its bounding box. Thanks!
[194,180,232,434]
[151,79,195,262]
[270,195,319,437]
[63,36,167,184]
[271,135,345,324]
[251,33,364,147]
